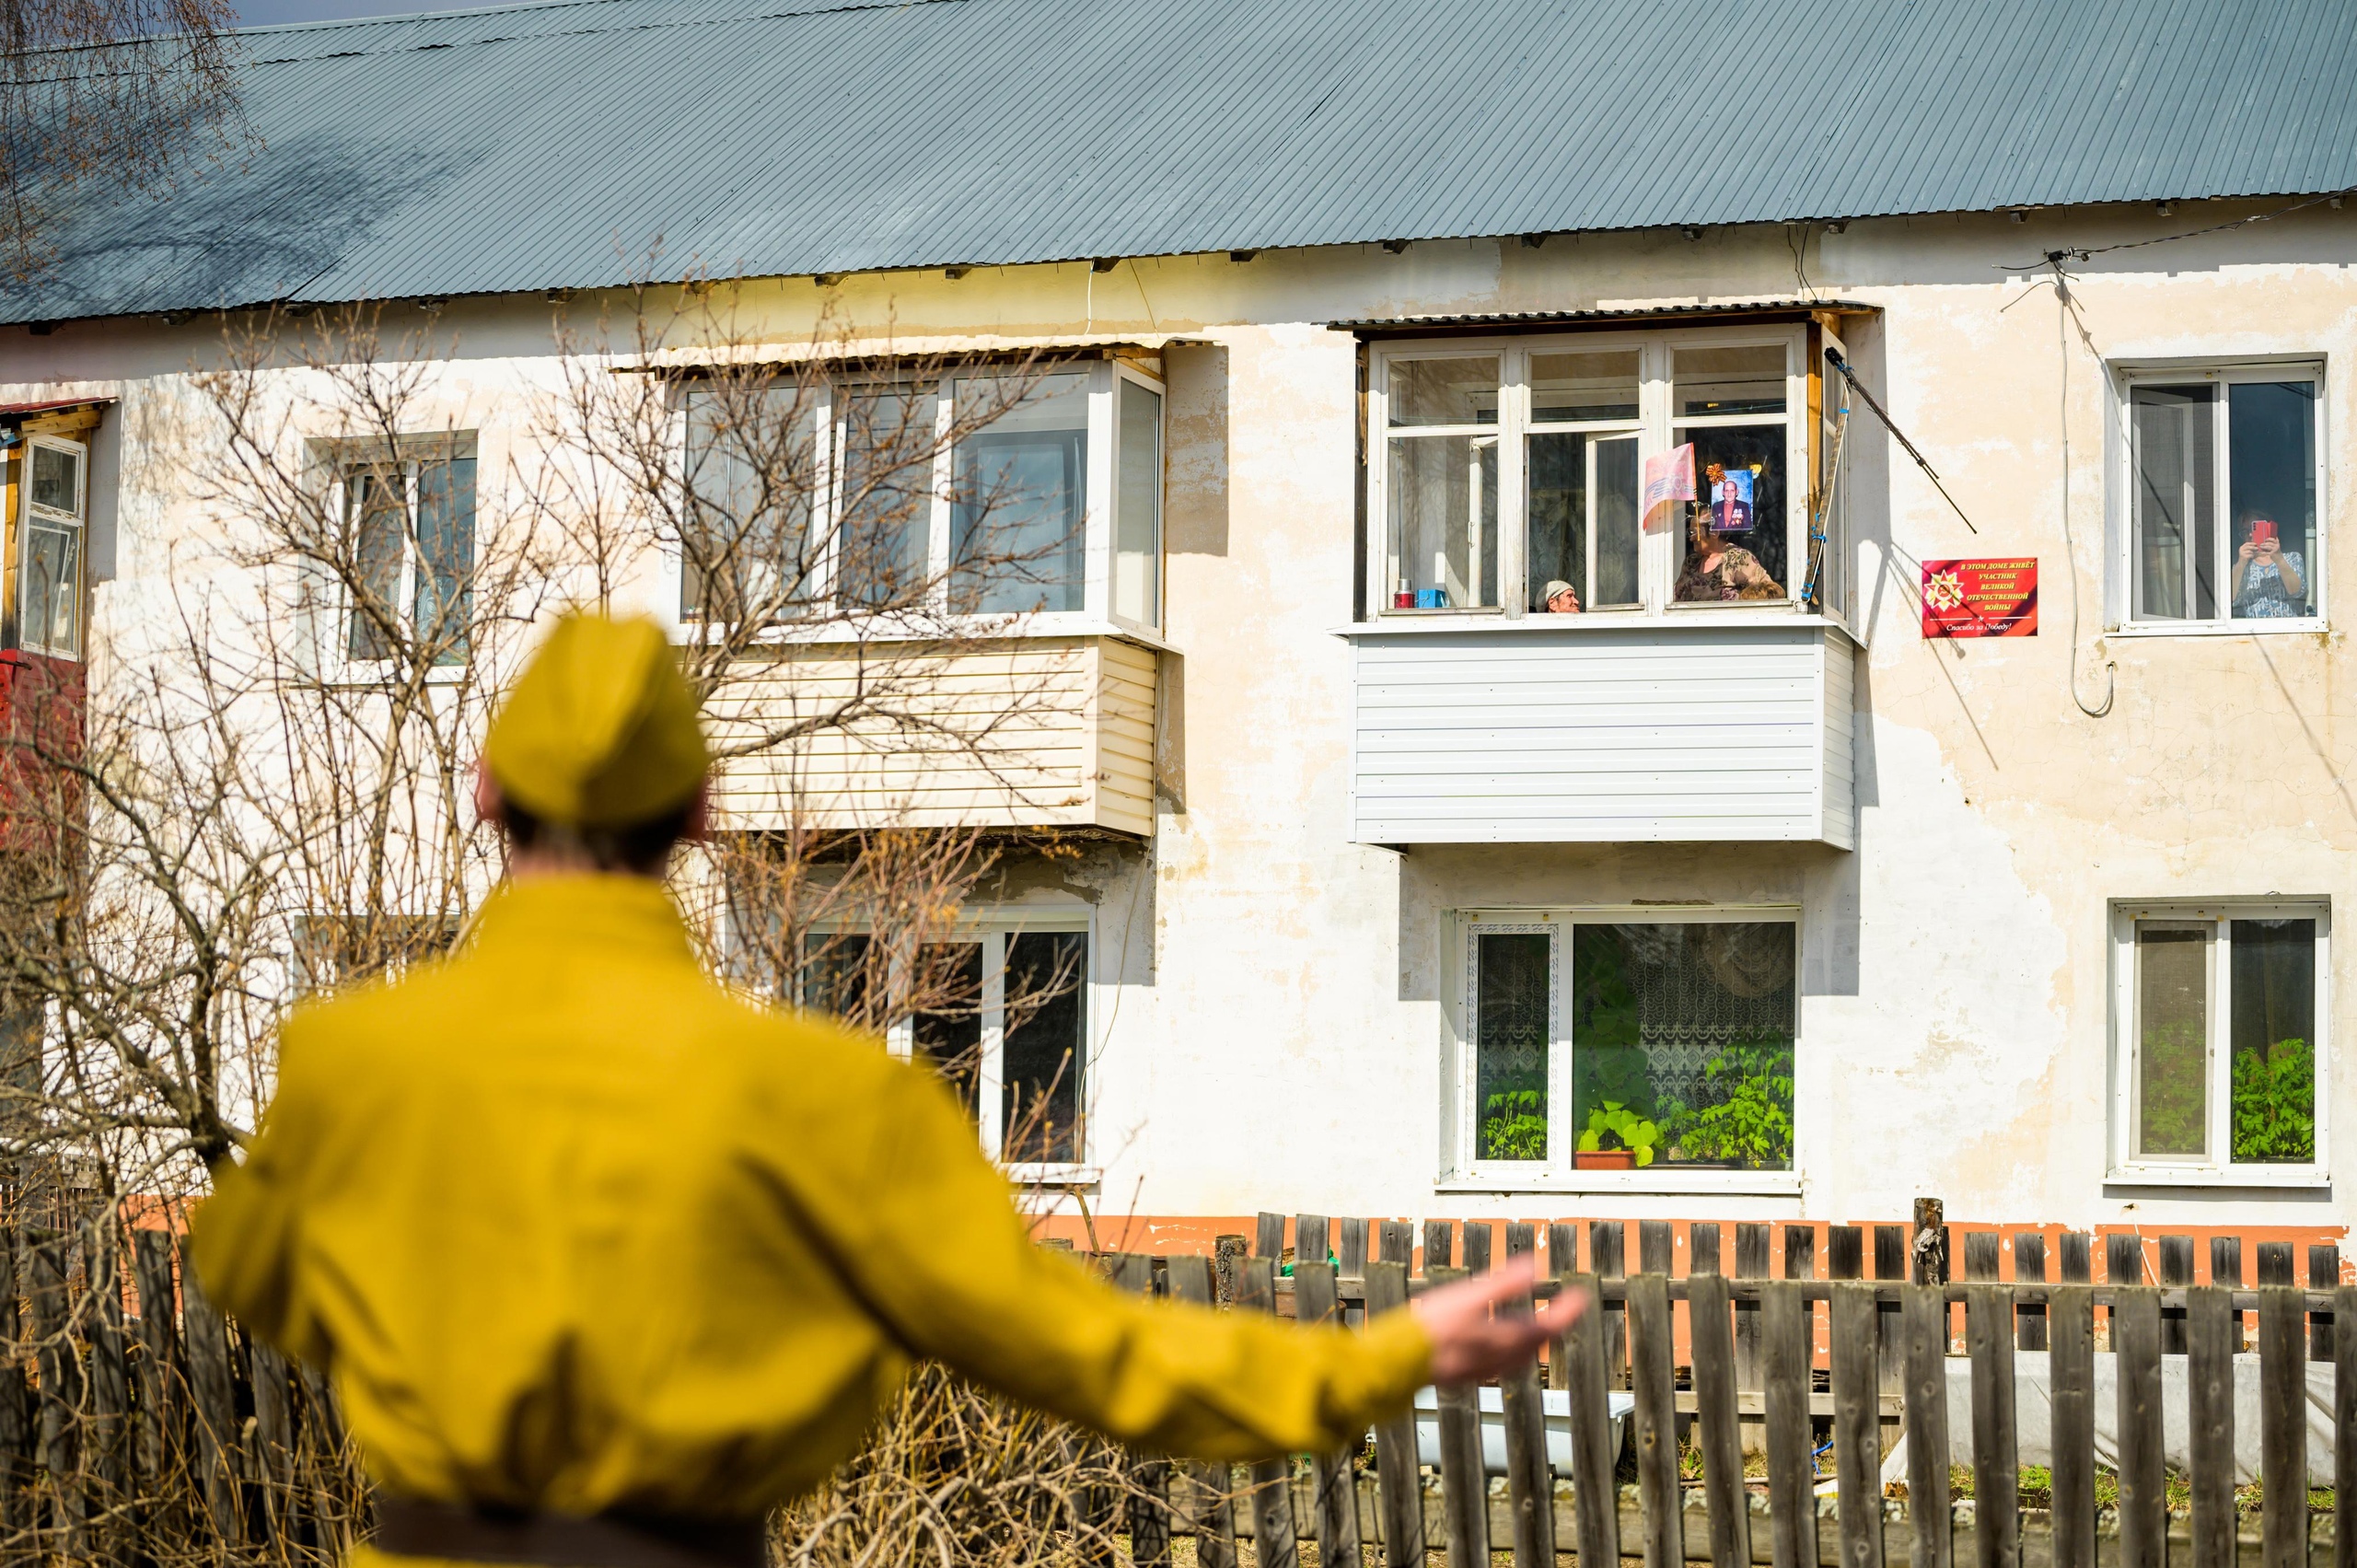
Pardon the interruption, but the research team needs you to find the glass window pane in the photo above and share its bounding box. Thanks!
[1571,923,1794,1170]
[19,519,78,656]
[1387,435,1498,609]
[1675,345,1786,416]
[414,458,474,666]
[2228,381,2316,620]
[2134,925,2209,1158]
[345,468,406,661]
[1003,931,1085,1163]
[953,373,1087,614]
[836,386,934,610]
[914,941,983,1122]
[1531,351,1639,424]
[1114,378,1162,625]
[1527,434,1639,613]
[683,388,821,621]
[2131,386,2217,621]
[1387,357,1498,426]
[1595,437,1641,608]
[1672,427,1787,601]
[1475,933,1550,1161]
[29,444,79,515]
[2229,918,2316,1163]
[801,932,872,1021]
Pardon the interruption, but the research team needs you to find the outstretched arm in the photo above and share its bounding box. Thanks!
[760,1051,1573,1462]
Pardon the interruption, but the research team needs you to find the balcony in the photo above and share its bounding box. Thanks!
[1345,617,1855,847]
[704,633,1158,837]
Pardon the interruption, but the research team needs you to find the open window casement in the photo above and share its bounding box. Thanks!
[1364,327,1810,621]
[17,435,87,660]
[1806,323,1852,622]
[2121,365,2324,630]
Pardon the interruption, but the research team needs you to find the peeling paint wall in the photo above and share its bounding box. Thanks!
[8,198,2355,1238]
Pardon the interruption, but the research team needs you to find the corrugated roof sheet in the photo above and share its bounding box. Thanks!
[8,0,2357,325]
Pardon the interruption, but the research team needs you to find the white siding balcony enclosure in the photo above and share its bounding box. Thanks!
[1347,620,1856,847]
[1346,314,1864,848]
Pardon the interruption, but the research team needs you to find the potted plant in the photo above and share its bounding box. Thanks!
[1575,1101,1659,1169]
[1661,1042,1794,1169]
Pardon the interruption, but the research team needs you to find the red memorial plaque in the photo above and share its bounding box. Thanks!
[1921,558,2037,638]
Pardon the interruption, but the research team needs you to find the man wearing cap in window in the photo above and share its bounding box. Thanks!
[193,612,1570,1568]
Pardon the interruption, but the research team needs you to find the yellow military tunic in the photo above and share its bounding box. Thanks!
[193,875,1428,1558]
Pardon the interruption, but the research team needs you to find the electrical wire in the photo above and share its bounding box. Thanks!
[1996,184,2356,273]
[2046,261,2115,718]
[1822,348,1979,534]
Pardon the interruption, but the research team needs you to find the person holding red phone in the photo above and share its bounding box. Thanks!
[2234,510,2307,617]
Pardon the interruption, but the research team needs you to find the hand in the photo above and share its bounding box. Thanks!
[1409,1256,1586,1386]
[2239,540,2259,563]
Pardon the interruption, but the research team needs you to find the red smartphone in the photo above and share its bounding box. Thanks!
[2252,518,2278,545]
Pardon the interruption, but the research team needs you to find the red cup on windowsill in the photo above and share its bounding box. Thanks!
[1393,590,1417,609]
[1573,1149,1636,1170]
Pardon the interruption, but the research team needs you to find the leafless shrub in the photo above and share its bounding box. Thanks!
[1,0,249,280]
[0,289,1112,1555]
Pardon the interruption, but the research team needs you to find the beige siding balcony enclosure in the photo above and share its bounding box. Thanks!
[704,633,1157,836]
[1346,620,1856,847]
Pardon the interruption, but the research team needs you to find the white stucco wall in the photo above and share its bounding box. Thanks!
[7,198,2352,1239]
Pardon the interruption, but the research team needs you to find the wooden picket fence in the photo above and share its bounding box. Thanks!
[1088,1212,2351,1568]
[0,1214,363,1565]
[2,1202,2348,1565]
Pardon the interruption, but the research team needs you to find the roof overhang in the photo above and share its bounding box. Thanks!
[621,335,1213,378]
[1330,298,1879,336]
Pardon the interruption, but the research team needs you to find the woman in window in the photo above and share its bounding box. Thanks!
[2232,510,2306,618]
[1673,498,1782,603]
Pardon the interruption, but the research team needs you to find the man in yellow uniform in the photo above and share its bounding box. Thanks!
[193,613,1571,1568]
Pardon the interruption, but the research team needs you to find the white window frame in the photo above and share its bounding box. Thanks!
[809,908,1099,1185]
[321,446,475,679]
[1366,327,1809,623]
[673,356,1166,640]
[17,433,87,661]
[2107,899,2331,1188]
[2113,360,2328,635]
[1443,903,1804,1196]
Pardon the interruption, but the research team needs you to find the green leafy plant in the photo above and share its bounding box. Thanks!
[1480,1087,1549,1161]
[2231,1042,2314,1163]
[1662,1041,1794,1169]
[1577,1100,1660,1167]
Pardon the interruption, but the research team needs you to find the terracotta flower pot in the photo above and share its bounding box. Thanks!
[1574,1149,1636,1170]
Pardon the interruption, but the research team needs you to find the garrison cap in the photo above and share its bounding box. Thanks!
[484,613,710,828]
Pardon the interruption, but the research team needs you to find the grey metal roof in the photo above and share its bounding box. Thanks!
[9,0,2357,325]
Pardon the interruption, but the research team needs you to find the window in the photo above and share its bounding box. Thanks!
[330,447,475,667]
[2113,902,2327,1181]
[680,358,1165,632]
[682,387,820,622]
[17,436,86,659]
[1456,910,1798,1187]
[801,918,1092,1171]
[2125,367,2323,627]
[1370,330,1807,620]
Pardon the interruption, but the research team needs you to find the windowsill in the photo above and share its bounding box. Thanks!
[2104,1165,2330,1191]
[1340,609,1849,639]
[2102,620,2326,640]
[324,660,470,689]
[1438,1168,1803,1197]
[690,614,1178,656]
[1666,596,1795,611]
[1008,1164,1101,1188]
